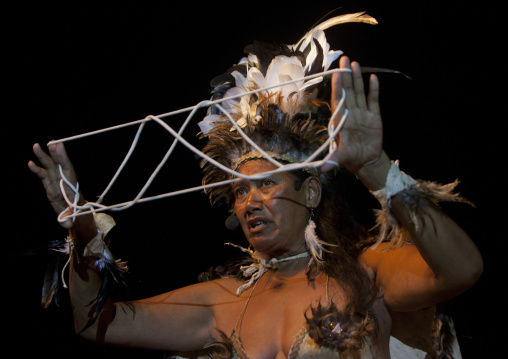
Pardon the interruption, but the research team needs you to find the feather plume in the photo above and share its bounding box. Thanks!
[40,213,129,334]
[293,12,377,68]
[199,12,378,136]
[372,179,474,249]
[41,238,71,307]
[80,250,128,332]
[200,12,378,207]
[311,12,378,31]
[305,219,334,264]
[305,301,375,352]
[41,247,64,308]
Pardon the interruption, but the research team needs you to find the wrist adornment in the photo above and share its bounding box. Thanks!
[369,161,472,249]
[42,212,128,332]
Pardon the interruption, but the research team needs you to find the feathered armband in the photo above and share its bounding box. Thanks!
[42,213,129,332]
[370,161,473,249]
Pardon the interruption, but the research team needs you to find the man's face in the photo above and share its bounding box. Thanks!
[233,160,310,256]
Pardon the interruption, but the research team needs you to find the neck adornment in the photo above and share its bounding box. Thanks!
[225,243,310,295]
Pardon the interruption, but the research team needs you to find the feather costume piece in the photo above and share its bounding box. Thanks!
[292,12,378,67]
[225,243,309,295]
[41,239,70,308]
[304,218,334,265]
[41,213,129,332]
[371,163,474,249]
[199,12,378,136]
[80,230,129,332]
[305,301,375,353]
[200,13,378,210]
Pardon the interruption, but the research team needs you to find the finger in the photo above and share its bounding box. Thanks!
[331,72,342,111]
[367,74,381,116]
[28,159,48,181]
[50,142,77,185]
[338,57,352,87]
[351,62,367,109]
[48,142,61,166]
[55,142,75,173]
[58,207,75,229]
[331,57,350,109]
[338,57,357,111]
[29,147,64,205]
[32,143,61,185]
[33,143,56,171]
[331,72,346,126]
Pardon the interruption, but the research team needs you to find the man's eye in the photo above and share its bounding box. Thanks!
[235,187,248,197]
[262,179,275,187]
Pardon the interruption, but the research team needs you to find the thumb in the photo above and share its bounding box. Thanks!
[58,207,76,229]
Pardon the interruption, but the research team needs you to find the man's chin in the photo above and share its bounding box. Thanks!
[248,235,276,254]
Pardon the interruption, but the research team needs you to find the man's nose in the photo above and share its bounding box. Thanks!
[245,188,263,213]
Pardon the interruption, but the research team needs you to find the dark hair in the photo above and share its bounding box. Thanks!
[306,167,380,351]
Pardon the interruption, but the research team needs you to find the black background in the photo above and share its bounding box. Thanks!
[6,1,504,358]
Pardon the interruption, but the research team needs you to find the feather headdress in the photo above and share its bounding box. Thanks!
[199,12,377,208]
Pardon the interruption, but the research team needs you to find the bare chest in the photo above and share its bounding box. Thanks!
[214,273,343,358]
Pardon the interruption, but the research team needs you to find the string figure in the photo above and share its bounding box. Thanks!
[50,69,352,224]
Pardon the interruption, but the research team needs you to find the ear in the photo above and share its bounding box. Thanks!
[303,176,322,209]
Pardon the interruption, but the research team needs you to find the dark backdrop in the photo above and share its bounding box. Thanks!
[6,1,503,358]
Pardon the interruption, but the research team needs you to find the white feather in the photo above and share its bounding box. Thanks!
[305,219,332,262]
[295,12,378,49]
[198,114,221,134]
[204,12,377,135]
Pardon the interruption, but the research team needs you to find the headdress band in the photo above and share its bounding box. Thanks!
[234,151,319,176]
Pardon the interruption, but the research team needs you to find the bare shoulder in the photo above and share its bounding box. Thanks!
[359,242,419,271]
[200,276,246,300]
[137,276,244,307]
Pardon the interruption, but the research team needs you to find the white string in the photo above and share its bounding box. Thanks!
[51,68,352,220]
[97,120,146,205]
[57,165,79,224]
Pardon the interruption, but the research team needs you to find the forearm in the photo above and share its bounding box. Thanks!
[357,152,482,294]
[389,195,482,291]
[69,243,109,337]
[67,213,125,340]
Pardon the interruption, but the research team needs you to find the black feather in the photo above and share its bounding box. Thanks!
[79,257,128,333]
[41,239,69,308]
[305,38,325,76]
